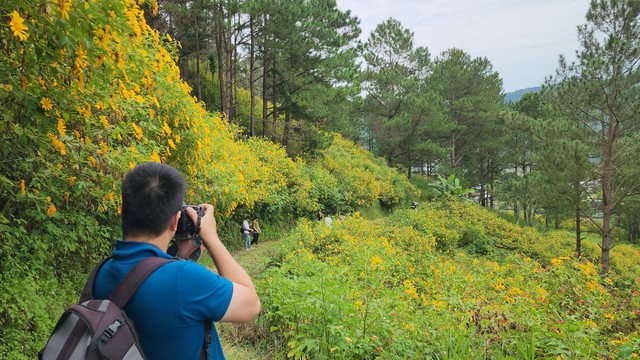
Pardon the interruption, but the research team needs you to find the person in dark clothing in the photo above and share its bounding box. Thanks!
[250,216,261,245]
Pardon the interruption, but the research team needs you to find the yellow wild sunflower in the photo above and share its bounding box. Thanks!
[58,0,72,20]
[40,98,53,111]
[9,11,29,41]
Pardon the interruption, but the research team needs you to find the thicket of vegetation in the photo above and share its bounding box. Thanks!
[260,199,640,358]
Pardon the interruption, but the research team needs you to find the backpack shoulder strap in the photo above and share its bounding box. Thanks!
[108,257,177,308]
[80,256,113,302]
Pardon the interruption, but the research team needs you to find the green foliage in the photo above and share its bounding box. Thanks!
[355,202,388,220]
[619,195,640,243]
[409,173,439,202]
[302,165,341,214]
[259,199,640,359]
[459,227,495,256]
[428,174,474,198]
[360,18,449,174]
[543,0,640,276]
[317,133,419,211]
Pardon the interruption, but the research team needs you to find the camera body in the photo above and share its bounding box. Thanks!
[175,205,205,240]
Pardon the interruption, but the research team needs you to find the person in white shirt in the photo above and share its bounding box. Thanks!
[242,216,252,250]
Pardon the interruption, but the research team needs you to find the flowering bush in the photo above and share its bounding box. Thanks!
[317,133,419,210]
[260,201,640,359]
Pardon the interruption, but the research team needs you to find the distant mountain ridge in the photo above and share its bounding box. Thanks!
[504,86,542,103]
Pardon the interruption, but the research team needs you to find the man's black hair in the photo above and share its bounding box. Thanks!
[121,162,186,238]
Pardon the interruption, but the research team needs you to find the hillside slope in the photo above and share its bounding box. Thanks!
[256,199,640,358]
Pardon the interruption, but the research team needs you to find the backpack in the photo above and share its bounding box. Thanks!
[39,256,175,360]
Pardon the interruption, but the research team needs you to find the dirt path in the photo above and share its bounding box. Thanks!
[230,239,281,276]
[218,239,281,360]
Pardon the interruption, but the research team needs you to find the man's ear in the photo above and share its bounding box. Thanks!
[169,210,181,232]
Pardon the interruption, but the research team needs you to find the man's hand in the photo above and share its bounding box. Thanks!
[186,204,217,245]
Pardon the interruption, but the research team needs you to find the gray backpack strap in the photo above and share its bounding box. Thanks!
[201,322,212,360]
[76,256,211,358]
[80,256,176,305]
[112,257,211,359]
[80,256,113,302]
[108,257,177,308]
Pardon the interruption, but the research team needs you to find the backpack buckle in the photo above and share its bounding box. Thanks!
[103,317,125,339]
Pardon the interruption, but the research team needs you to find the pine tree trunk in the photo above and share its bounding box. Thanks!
[575,205,582,257]
[224,9,233,122]
[271,59,277,141]
[282,111,290,148]
[195,12,201,102]
[600,151,613,277]
[489,168,494,208]
[450,131,460,167]
[479,160,486,207]
[249,16,255,136]
[262,14,269,137]
[599,108,615,277]
[407,149,412,180]
[233,26,239,124]
[215,7,226,119]
[528,207,535,227]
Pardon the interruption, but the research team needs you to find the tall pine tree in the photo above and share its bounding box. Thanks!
[547,0,640,276]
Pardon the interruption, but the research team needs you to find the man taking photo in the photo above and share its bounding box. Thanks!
[93,162,261,359]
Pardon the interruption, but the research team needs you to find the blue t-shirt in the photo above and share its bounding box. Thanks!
[93,241,234,359]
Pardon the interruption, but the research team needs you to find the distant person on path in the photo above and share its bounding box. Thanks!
[411,201,418,210]
[93,162,260,359]
[317,210,323,221]
[251,216,261,246]
[242,216,252,250]
[338,212,346,221]
[325,215,333,227]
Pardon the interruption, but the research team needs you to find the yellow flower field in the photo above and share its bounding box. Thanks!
[261,200,640,359]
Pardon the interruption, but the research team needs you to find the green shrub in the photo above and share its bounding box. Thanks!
[258,200,640,359]
[459,228,494,256]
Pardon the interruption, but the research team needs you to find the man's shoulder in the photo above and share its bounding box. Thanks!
[161,258,214,275]
[138,259,219,285]
[141,260,231,303]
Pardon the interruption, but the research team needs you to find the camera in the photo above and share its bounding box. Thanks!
[175,205,205,240]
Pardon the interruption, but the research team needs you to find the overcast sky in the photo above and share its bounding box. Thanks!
[335,0,591,92]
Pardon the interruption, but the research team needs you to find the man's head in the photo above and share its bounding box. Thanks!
[121,162,186,239]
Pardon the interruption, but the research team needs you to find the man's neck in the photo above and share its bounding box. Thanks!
[125,233,171,252]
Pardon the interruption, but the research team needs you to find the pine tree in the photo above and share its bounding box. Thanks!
[547,0,640,276]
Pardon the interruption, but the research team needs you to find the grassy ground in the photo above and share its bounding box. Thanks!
[213,239,283,360]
